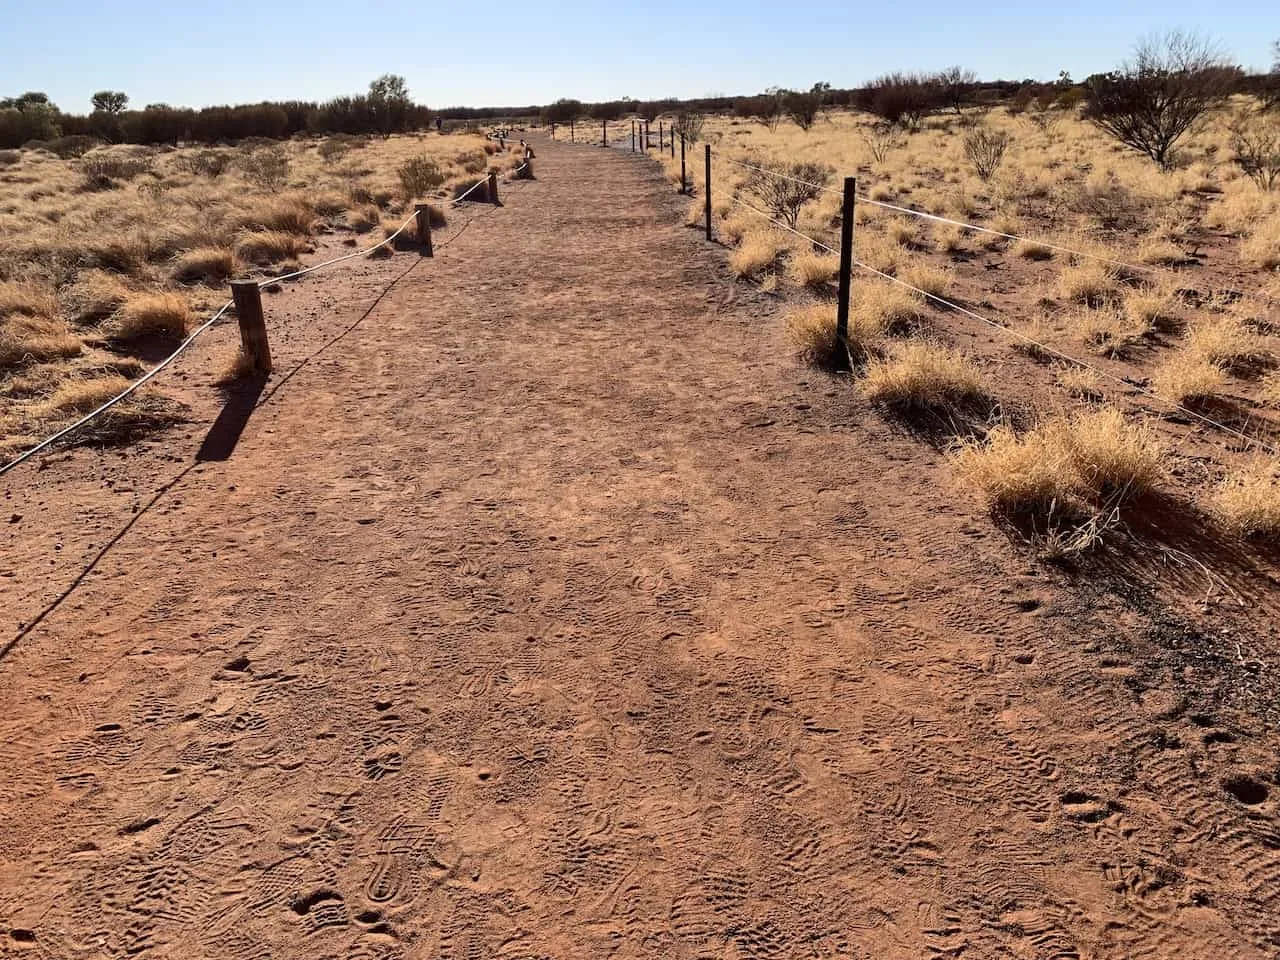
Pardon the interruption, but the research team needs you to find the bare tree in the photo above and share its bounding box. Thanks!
[860,121,904,163]
[935,66,978,115]
[963,125,1012,181]
[1266,40,1280,110]
[1230,110,1280,190]
[672,110,705,144]
[1084,31,1240,169]
[785,86,824,132]
[859,72,941,129]
[747,160,832,227]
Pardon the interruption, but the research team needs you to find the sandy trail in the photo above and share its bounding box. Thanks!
[1,139,1279,959]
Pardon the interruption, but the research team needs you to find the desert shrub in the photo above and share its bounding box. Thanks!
[45,135,100,158]
[1229,111,1280,191]
[178,149,234,178]
[789,251,839,289]
[860,72,941,128]
[1152,354,1227,403]
[785,89,824,131]
[1059,407,1162,498]
[729,229,788,278]
[954,424,1077,514]
[238,147,290,188]
[1084,31,1240,169]
[0,149,19,167]
[747,160,832,227]
[396,155,445,199]
[318,133,365,163]
[81,154,152,183]
[962,126,1011,181]
[673,110,706,143]
[860,122,904,164]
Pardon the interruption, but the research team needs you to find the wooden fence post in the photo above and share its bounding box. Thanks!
[570,119,575,143]
[670,130,675,158]
[488,171,500,206]
[644,119,650,149]
[704,144,712,241]
[602,118,607,147]
[631,120,636,152]
[680,135,687,193]
[835,176,857,367]
[659,121,664,151]
[230,281,272,374]
[414,203,433,257]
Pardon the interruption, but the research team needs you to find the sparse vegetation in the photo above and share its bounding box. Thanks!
[747,160,832,227]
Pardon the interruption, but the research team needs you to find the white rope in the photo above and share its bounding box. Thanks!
[259,210,417,286]
[720,187,1278,456]
[0,301,233,477]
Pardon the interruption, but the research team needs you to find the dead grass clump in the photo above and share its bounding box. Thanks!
[863,341,988,410]
[1013,238,1054,260]
[789,251,839,290]
[1137,237,1188,266]
[858,232,904,276]
[347,204,382,234]
[1075,305,1146,358]
[1123,284,1180,329]
[214,347,257,385]
[171,246,237,285]
[1056,365,1104,400]
[1058,260,1121,305]
[720,213,755,245]
[38,374,131,414]
[785,303,883,366]
[1213,460,1280,540]
[1058,406,1162,499]
[1241,220,1280,270]
[112,293,191,340]
[1152,354,1228,404]
[1185,316,1267,373]
[0,281,58,320]
[63,271,132,325]
[898,263,950,300]
[0,315,82,369]
[953,424,1077,513]
[237,196,316,235]
[859,281,929,333]
[236,230,309,265]
[729,230,788,279]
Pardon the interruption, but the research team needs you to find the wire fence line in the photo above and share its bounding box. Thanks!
[708,147,1278,310]
[711,163,1280,458]
[0,162,531,479]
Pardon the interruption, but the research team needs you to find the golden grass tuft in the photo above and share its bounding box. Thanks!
[64,271,131,325]
[1152,354,1227,404]
[788,251,839,290]
[1240,220,1280,270]
[898,263,950,300]
[1056,365,1104,400]
[1058,406,1162,499]
[1058,260,1120,305]
[0,281,58,319]
[214,347,257,385]
[1213,460,1280,540]
[347,204,382,234]
[785,302,885,365]
[235,230,309,265]
[1074,304,1146,357]
[1184,316,1267,372]
[1013,239,1054,260]
[858,281,929,332]
[863,341,988,410]
[1123,284,1179,329]
[953,424,1077,513]
[0,315,82,369]
[38,375,131,414]
[171,246,237,285]
[729,230,788,279]
[113,293,191,340]
[236,195,316,235]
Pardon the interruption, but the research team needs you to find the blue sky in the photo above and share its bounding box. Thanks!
[2,0,1276,112]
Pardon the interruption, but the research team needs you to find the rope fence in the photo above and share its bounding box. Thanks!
[0,161,531,478]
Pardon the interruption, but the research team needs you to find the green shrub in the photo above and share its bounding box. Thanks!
[396,155,444,199]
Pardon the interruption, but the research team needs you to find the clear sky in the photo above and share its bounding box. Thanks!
[2,0,1276,112]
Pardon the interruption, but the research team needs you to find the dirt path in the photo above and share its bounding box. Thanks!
[2,139,1279,959]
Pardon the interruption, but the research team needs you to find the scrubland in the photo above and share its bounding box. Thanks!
[0,132,523,455]
[655,102,1280,550]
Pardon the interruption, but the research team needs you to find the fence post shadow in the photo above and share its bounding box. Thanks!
[196,375,267,462]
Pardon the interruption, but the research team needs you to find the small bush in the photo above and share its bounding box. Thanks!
[747,160,833,227]
[46,135,101,159]
[963,126,1012,181]
[112,293,191,339]
[863,341,988,410]
[238,148,290,188]
[81,154,152,182]
[397,155,445,199]
[237,196,316,235]
[178,149,234,178]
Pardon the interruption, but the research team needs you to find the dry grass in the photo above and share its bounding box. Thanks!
[1058,261,1121,305]
[235,230,310,265]
[1241,220,1280,270]
[863,341,988,410]
[38,374,131,414]
[858,281,929,333]
[1184,316,1267,373]
[730,229,788,279]
[215,347,257,385]
[112,293,191,340]
[171,246,238,285]
[1056,365,1104,400]
[0,314,82,369]
[898,263,950,300]
[1013,239,1054,260]
[786,302,885,365]
[1058,406,1162,499]
[63,272,132,325]
[1152,354,1228,404]
[789,251,839,290]
[953,424,1077,513]
[1213,460,1280,540]
[0,281,59,319]
[1075,305,1146,358]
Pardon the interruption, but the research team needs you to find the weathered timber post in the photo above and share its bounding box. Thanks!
[230,281,272,373]
[835,176,857,369]
[414,204,434,257]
